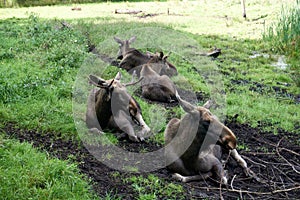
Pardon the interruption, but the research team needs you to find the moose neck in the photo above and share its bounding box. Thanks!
[95,88,113,129]
[180,113,208,163]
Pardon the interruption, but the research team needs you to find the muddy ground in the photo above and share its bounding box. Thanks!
[4,120,300,200]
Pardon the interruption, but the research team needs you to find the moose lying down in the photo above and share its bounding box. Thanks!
[86,72,150,142]
[164,92,253,184]
[114,36,178,77]
[140,52,177,103]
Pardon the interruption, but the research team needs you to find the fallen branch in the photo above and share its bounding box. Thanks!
[251,136,300,157]
[115,9,142,14]
[230,174,237,191]
[193,185,300,195]
[242,155,267,168]
[276,138,300,175]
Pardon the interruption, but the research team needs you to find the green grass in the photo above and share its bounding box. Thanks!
[0,134,97,200]
[0,1,299,199]
[123,174,185,200]
[227,91,298,132]
[263,1,300,86]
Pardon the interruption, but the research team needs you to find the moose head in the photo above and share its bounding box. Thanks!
[114,36,136,60]
[114,36,177,77]
[86,71,150,142]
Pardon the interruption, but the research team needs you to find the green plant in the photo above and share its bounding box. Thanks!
[124,174,185,200]
[263,2,300,86]
[0,135,97,200]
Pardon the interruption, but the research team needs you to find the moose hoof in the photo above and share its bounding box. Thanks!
[222,170,228,185]
[129,135,140,142]
[89,128,104,135]
[221,176,228,185]
[172,173,186,183]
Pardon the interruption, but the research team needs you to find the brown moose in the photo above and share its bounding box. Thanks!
[86,72,150,142]
[140,52,177,103]
[164,92,252,184]
[114,36,177,77]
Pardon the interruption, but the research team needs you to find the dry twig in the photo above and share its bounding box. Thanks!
[276,138,300,175]
[193,185,300,195]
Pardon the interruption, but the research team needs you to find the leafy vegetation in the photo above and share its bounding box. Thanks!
[263,1,300,86]
[0,1,299,199]
[0,134,97,200]
[0,15,87,136]
[123,174,185,200]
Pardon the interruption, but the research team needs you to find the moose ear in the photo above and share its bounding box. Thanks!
[113,36,123,44]
[175,91,196,113]
[163,52,171,60]
[203,100,212,109]
[146,51,154,58]
[159,52,164,59]
[89,74,107,87]
[128,36,136,44]
[115,72,122,81]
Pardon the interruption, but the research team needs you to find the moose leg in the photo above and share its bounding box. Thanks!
[212,160,228,185]
[230,149,260,181]
[86,88,103,133]
[231,149,247,170]
[198,153,228,185]
[135,113,151,141]
[112,110,139,142]
[172,172,212,183]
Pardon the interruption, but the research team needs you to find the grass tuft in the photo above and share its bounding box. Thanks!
[0,135,97,200]
[263,1,300,86]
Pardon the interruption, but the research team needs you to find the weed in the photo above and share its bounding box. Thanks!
[124,174,185,200]
[263,2,300,86]
[0,135,97,200]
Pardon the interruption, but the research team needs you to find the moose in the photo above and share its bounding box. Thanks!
[86,72,151,142]
[114,36,178,77]
[164,92,253,184]
[140,52,177,103]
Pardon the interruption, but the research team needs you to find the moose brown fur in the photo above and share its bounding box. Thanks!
[114,36,177,77]
[86,72,150,142]
[164,93,251,183]
[140,52,177,103]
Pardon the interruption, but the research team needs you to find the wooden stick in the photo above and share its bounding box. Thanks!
[115,9,142,14]
[193,185,300,195]
[241,0,246,18]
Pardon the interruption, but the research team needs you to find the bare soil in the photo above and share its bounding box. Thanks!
[4,121,300,200]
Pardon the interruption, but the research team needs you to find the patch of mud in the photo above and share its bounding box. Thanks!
[4,121,300,200]
[230,79,300,104]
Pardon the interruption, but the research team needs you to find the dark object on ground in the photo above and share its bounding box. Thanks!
[196,47,221,58]
[115,9,142,15]
[206,47,222,58]
[71,7,81,11]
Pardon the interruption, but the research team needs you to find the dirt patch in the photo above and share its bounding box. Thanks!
[4,122,300,199]
[229,79,300,104]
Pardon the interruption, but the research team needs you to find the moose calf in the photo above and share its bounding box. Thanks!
[140,52,177,103]
[114,36,177,77]
[86,72,150,142]
[164,92,251,184]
